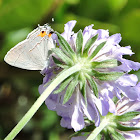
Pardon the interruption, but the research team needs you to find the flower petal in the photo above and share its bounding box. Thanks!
[116,74,138,87]
[60,117,72,129]
[62,20,77,41]
[117,58,140,72]
[70,104,85,131]
[108,33,122,44]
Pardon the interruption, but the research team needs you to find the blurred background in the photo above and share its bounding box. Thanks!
[0,0,140,139]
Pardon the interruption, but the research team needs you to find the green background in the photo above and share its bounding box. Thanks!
[0,0,140,139]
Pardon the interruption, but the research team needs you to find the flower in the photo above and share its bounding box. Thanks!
[71,96,140,140]
[39,20,140,132]
[115,96,140,139]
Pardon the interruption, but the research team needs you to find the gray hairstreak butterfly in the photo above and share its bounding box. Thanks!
[4,24,55,70]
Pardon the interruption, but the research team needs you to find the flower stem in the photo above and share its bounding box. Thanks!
[4,63,81,140]
[86,117,109,140]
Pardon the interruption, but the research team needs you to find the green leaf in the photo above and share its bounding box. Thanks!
[69,124,96,138]
[54,76,73,94]
[76,29,83,54]
[52,56,63,65]
[94,71,124,81]
[116,111,140,122]
[110,129,125,140]
[79,72,87,105]
[80,79,87,106]
[63,79,79,104]
[83,34,98,56]
[55,64,69,69]
[52,56,68,69]
[88,42,106,60]
[116,122,140,131]
[85,74,99,98]
[103,131,112,140]
[92,59,118,69]
[52,48,73,65]
[55,31,75,58]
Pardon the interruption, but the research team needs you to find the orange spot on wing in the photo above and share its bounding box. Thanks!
[38,31,47,37]
[48,33,52,38]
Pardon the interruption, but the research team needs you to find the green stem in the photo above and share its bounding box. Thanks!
[86,117,109,140]
[4,64,81,140]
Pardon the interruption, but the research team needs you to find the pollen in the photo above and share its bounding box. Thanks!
[38,31,47,37]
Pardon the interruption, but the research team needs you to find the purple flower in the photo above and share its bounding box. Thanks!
[39,20,140,132]
[116,97,140,140]
[71,96,140,140]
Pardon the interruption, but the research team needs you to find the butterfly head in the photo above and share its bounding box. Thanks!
[38,24,54,38]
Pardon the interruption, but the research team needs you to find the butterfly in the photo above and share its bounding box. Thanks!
[4,24,55,70]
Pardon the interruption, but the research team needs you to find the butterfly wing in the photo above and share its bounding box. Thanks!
[4,31,55,70]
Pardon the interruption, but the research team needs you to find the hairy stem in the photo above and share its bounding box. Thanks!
[86,117,109,140]
[4,63,81,140]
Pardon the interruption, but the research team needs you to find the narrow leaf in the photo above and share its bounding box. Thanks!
[80,79,87,106]
[69,124,96,138]
[54,76,73,94]
[55,31,75,58]
[116,122,140,131]
[88,42,106,60]
[63,79,79,104]
[79,72,87,105]
[110,130,125,140]
[52,56,63,65]
[52,48,73,65]
[52,56,68,69]
[94,71,124,81]
[76,29,83,54]
[103,131,112,140]
[116,111,140,122]
[55,64,69,69]
[86,74,99,98]
[92,59,118,69]
[83,34,98,55]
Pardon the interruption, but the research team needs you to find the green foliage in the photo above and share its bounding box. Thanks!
[110,128,125,140]
[52,48,73,65]
[55,31,75,58]
[76,29,83,54]
[69,123,96,138]
[83,34,98,56]
[94,71,124,81]
[88,42,106,60]
[107,0,128,13]
[86,74,99,97]
[54,76,73,94]
[63,78,79,104]
[116,122,140,131]
[92,59,118,69]
[0,0,55,32]
[116,111,140,122]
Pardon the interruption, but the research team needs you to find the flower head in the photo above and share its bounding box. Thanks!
[71,96,140,140]
[115,96,140,139]
[39,20,140,131]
